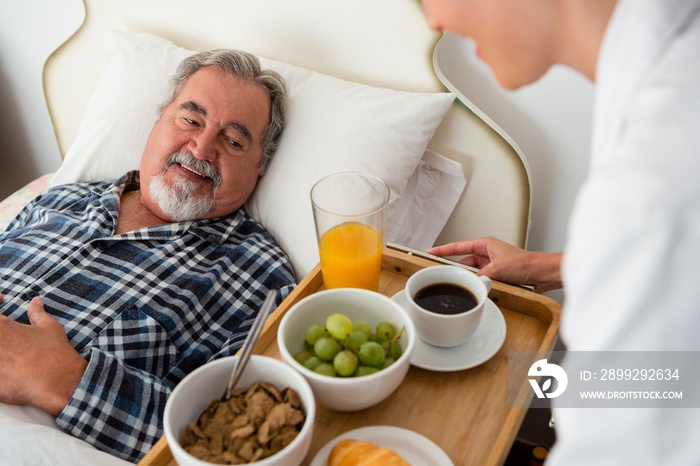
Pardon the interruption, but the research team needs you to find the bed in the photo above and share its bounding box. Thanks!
[0,0,531,464]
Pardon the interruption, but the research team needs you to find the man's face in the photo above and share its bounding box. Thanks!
[139,66,270,221]
[421,0,558,90]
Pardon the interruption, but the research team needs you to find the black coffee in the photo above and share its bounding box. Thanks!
[413,283,478,315]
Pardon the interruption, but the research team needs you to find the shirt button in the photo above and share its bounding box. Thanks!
[92,240,108,251]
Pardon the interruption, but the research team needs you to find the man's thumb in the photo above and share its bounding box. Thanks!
[27,296,48,326]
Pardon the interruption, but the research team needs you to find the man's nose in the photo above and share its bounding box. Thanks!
[188,130,218,161]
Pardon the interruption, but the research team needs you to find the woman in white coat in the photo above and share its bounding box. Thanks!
[422,0,700,464]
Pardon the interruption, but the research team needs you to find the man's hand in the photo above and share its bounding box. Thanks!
[428,236,564,293]
[0,296,88,416]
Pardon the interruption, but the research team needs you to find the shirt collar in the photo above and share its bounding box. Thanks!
[98,170,250,246]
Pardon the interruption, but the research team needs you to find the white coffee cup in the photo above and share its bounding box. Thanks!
[404,265,492,348]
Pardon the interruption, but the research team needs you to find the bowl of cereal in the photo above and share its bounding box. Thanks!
[277,288,416,411]
[164,355,315,466]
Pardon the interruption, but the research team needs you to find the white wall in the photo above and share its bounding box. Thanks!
[0,0,83,198]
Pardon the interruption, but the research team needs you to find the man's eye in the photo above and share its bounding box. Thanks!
[184,118,199,126]
[226,138,242,149]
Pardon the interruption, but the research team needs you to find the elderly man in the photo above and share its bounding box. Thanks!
[0,49,295,462]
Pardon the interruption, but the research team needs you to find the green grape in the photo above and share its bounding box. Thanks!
[293,349,314,365]
[302,355,323,371]
[380,339,391,354]
[376,321,396,341]
[358,341,386,367]
[333,350,359,377]
[298,317,403,378]
[379,356,395,369]
[355,365,380,377]
[347,330,368,351]
[314,336,342,361]
[352,321,372,339]
[390,340,403,360]
[305,324,328,346]
[314,362,337,377]
[326,313,353,340]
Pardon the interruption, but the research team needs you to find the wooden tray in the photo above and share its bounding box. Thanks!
[139,248,561,466]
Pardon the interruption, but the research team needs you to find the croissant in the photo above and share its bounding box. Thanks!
[327,439,410,466]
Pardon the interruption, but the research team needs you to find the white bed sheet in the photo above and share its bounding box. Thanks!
[0,403,133,466]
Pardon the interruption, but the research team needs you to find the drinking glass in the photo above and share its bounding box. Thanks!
[310,172,389,291]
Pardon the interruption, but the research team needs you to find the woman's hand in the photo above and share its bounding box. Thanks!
[428,236,563,293]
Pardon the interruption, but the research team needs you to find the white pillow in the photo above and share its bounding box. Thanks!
[50,30,455,279]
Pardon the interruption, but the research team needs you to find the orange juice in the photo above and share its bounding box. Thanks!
[318,222,384,290]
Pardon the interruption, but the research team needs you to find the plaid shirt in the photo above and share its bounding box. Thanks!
[0,171,295,462]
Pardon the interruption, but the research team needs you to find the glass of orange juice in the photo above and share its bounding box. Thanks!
[310,172,389,291]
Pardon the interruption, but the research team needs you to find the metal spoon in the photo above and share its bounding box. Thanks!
[222,289,277,400]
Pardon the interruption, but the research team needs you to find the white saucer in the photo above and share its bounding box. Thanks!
[392,291,506,372]
[309,426,454,466]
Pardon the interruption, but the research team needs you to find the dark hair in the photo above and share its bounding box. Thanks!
[158,49,286,175]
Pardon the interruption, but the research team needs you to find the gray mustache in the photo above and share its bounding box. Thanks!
[166,152,222,189]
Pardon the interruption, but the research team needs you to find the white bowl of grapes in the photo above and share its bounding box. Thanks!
[277,288,416,411]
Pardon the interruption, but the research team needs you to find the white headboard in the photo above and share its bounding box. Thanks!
[43,0,531,249]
